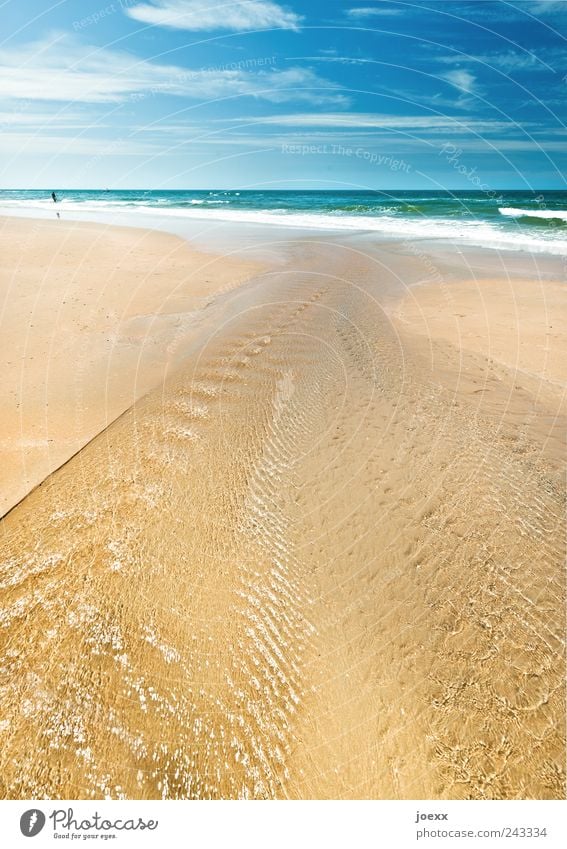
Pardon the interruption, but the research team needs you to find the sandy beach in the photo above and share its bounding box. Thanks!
[0,219,564,800]
[0,217,261,515]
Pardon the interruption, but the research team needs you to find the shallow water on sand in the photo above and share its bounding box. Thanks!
[0,241,564,799]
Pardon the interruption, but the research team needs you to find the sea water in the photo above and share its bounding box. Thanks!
[1,189,566,255]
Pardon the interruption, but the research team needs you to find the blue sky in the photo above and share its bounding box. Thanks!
[1,0,565,189]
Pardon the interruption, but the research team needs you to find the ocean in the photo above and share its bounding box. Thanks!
[2,189,567,256]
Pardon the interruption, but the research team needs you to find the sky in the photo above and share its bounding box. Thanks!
[0,0,565,189]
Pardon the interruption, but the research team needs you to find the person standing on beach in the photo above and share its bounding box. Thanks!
[51,191,60,217]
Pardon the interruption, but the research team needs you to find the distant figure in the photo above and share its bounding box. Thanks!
[51,191,57,203]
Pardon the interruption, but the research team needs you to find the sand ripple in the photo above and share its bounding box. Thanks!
[0,243,564,799]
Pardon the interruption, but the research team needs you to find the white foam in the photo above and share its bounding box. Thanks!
[2,200,566,255]
[499,206,567,222]
[126,205,567,254]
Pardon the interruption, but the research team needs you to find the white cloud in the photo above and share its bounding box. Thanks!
[219,112,518,133]
[248,68,349,105]
[440,68,477,94]
[529,0,567,14]
[0,109,99,128]
[0,35,345,105]
[126,0,302,31]
[6,129,561,158]
[0,34,183,103]
[437,49,565,73]
[454,0,567,25]
[347,5,403,17]
[436,138,567,153]
[0,132,160,155]
[316,56,372,66]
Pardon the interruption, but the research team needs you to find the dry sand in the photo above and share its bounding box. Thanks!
[394,270,566,395]
[0,223,564,799]
[0,216,260,515]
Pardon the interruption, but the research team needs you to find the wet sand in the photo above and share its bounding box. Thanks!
[0,224,565,799]
[0,216,261,515]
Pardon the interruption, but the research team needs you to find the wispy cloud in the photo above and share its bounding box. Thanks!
[126,0,302,31]
[315,56,373,66]
[451,0,567,24]
[436,48,565,73]
[0,34,184,103]
[439,68,478,94]
[526,0,567,16]
[346,5,403,17]
[0,35,346,105]
[0,133,159,155]
[0,108,100,129]
[218,112,520,134]
[435,137,567,153]
[8,128,560,158]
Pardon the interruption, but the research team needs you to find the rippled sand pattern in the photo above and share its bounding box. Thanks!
[0,244,564,799]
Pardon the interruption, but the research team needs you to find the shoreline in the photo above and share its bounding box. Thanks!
[2,201,567,263]
[0,214,564,799]
[1,192,567,258]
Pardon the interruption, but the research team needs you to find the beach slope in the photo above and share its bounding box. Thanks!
[0,225,564,799]
[0,216,260,515]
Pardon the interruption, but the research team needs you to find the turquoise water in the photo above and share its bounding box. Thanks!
[2,189,567,254]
